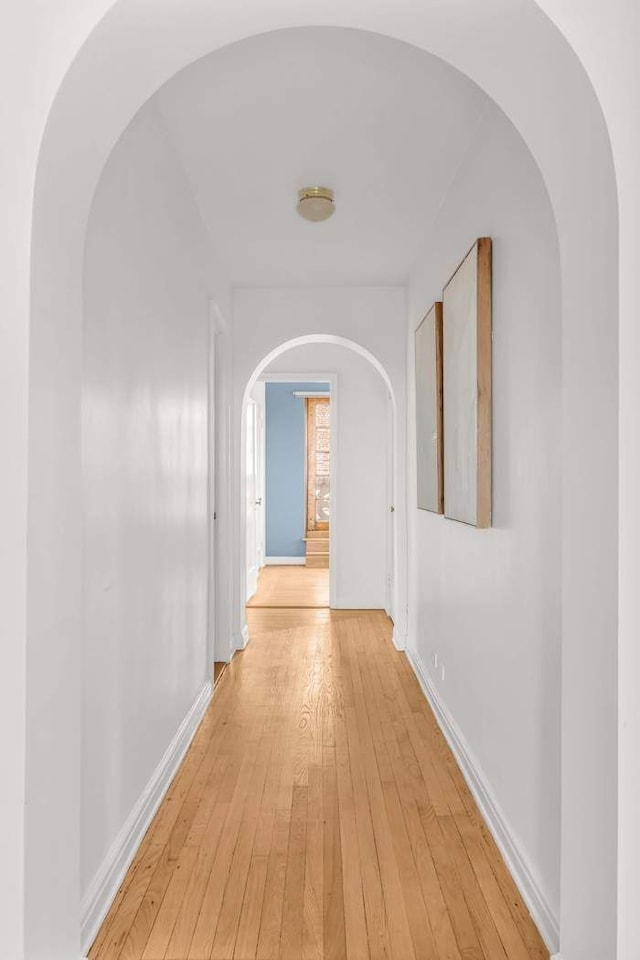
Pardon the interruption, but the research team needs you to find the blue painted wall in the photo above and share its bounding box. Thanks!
[265,382,330,558]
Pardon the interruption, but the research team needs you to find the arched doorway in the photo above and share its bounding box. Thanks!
[238,335,405,655]
[21,6,619,958]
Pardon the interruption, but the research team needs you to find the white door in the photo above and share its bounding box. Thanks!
[255,400,265,569]
[245,400,261,600]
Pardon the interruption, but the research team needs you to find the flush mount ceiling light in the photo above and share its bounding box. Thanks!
[296,186,335,222]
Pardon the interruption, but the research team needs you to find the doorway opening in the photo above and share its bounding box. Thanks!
[240,338,401,640]
[246,378,333,609]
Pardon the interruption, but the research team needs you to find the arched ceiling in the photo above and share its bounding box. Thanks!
[153,27,488,287]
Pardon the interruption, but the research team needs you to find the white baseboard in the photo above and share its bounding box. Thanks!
[264,556,306,565]
[80,681,213,956]
[405,647,560,955]
[392,628,406,651]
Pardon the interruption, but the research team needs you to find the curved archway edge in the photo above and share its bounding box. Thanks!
[237,334,405,655]
[19,3,620,958]
[242,335,396,406]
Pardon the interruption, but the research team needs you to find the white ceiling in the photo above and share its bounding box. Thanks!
[155,27,487,287]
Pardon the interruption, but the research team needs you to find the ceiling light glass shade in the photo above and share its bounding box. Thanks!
[296,186,335,222]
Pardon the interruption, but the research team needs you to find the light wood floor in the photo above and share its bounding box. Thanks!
[247,565,329,608]
[89,606,548,960]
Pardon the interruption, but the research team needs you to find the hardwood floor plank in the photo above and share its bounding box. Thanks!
[255,809,291,960]
[334,715,369,960]
[210,717,273,960]
[380,778,440,960]
[346,640,393,960]
[186,756,230,847]
[452,814,531,960]
[279,784,308,960]
[90,844,166,960]
[341,698,391,960]
[233,854,270,959]
[141,845,199,960]
[346,622,417,960]
[302,788,324,959]
[455,815,549,960]
[321,745,347,960]
[361,651,459,960]
[416,796,488,960]
[438,815,510,960]
[163,803,229,960]
[188,733,263,958]
[117,846,176,960]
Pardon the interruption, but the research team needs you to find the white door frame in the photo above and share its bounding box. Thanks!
[385,388,395,621]
[245,394,266,601]
[207,304,218,672]
[257,372,340,607]
[255,386,266,573]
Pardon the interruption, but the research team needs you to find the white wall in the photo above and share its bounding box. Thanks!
[407,103,562,934]
[81,105,214,897]
[539,5,640,952]
[232,287,406,399]
[265,346,389,609]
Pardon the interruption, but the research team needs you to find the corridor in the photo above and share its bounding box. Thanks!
[89,604,548,960]
[3,1,636,956]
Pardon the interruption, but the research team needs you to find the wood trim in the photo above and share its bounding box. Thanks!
[306,397,316,532]
[442,237,492,528]
[476,237,492,528]
[415,302,444,515]
[264,557,306,566]
[305,397,330,533]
